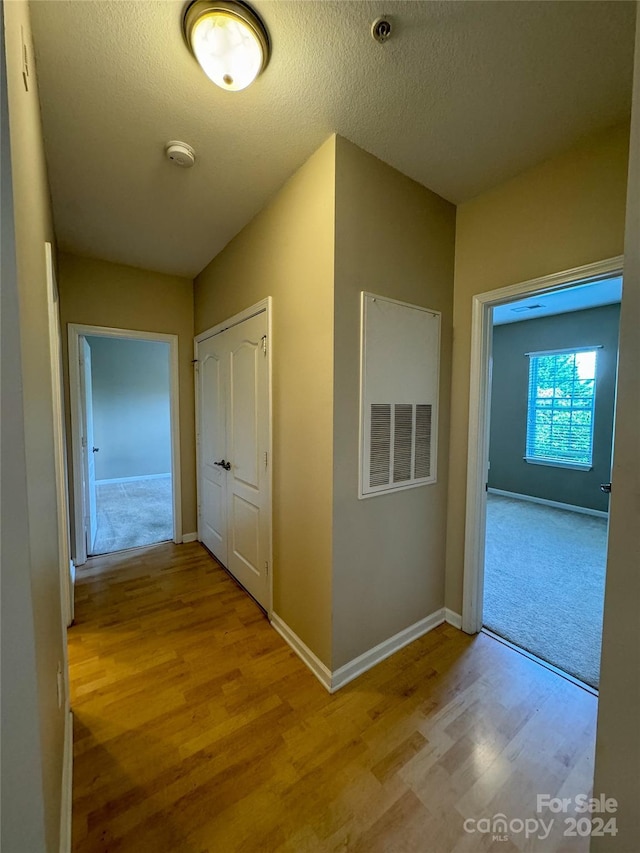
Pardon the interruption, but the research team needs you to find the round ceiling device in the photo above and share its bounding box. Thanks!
[371,16,392,43]
[165,141,196,168]
[183,0,271,92]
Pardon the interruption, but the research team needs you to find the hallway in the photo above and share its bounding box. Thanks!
[69,542,597,852]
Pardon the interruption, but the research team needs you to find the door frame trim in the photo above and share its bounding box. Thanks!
[462,255,623,634]
[68,323,183,564]
[194,297,273,617]
[45,243,75,626]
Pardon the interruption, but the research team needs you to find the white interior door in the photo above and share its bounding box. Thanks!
[80,337,97,554]
[198,334,229,566]
[225,313,269,609]
[197,310,270,610]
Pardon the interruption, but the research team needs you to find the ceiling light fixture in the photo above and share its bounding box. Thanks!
[183,0,270,92]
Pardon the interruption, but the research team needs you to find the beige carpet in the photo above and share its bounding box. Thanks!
[91,476,173,555]
[483,494,607,688]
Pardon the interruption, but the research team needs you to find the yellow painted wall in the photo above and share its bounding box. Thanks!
[194,137,336,666]
[446,123,630,613]
[3,0,65,847]
[57,253,197,539]
[332,137,456,668]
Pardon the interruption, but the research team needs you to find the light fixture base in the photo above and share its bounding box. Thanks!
[371,16,392,43]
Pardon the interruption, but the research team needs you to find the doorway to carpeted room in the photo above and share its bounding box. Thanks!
[82,334,175,556]
[482,281,620,690]
[483,494,607,687]
[93,475,173,554]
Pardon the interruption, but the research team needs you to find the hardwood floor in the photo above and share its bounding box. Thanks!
[70,542,597,852]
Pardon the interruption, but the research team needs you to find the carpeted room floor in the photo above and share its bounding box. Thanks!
[92,476,174,555]
[483,493,608,688]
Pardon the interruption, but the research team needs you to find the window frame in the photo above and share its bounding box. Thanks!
[524,346,600,471]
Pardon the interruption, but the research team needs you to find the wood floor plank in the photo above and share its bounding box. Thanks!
[70,542,596,852]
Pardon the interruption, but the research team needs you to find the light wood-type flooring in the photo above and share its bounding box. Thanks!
[70,542,597,852]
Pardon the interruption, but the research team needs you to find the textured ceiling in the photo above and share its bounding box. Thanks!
[29,0,636,277]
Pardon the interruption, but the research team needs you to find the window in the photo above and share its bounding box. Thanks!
[525,348,598,469]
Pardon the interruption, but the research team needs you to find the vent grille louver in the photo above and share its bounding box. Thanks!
[369,404,391,487]
[368,402,433,491]
[393,404,413,482]
[414,404,432,479]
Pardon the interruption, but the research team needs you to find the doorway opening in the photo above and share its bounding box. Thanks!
[462,257,623,690]
[69,325,182,563]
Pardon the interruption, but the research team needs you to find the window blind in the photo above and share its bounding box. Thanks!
[526,349,597,466]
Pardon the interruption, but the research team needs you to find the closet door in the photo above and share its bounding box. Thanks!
[197,309,270,610]
[224,312,269,609]
[198,333,228,567]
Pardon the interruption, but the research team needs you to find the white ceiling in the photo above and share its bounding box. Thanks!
[29,1,636,278]
[492,276,623,325]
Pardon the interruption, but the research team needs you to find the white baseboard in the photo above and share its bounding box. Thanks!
[95,473,171,485]
[487,488,608,519]
[270,613,332,692]
[445,608,462,630]
[59,710,73,853]
[182,532,198,543]
[331,609,446,692]
[272,608,447,694]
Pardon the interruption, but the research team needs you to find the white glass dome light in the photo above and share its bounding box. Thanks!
[183,1,270,92]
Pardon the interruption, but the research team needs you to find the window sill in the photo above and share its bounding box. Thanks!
[524,457,592,472]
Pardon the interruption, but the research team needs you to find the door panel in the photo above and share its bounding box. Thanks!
[197,310,270,610]
[229,342,259,489]
[198,347,228,566]
[231,494,260,576]
[225,313,269,608]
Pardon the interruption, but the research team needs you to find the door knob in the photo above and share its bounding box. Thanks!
[600,482,612,494]
[214,459,231,471]
[92,447,100,453]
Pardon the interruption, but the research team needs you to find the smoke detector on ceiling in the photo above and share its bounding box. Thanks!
[165,141,196,168]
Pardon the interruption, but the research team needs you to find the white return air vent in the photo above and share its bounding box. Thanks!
[360,293,440,498]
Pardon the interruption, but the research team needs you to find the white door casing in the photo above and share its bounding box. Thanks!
[45,242,75,625]
[196,301,272,613]
[462,256,623,635]
[80,337,98,554]
[68,323,183,565]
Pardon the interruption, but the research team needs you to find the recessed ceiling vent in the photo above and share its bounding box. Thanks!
[510,303,544,313]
